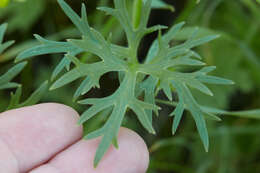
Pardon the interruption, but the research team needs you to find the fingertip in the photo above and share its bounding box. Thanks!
[41,103,83,135]
[0,103,83,172]
[30,127,150,173]
[116,127,150,173]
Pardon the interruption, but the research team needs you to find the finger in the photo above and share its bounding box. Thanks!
[0,103,83,173]
[30,127,149,173]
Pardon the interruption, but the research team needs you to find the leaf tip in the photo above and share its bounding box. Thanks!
[77,100,84,104]
[230,80,235,85]
[77,119,84,125]
[205,146,209,152]
[94,161,98,168]
[172,128,177,135]
[49,85,56,91]
[209,92,214,97]
[14,57,21,63]
[57,0,64,5]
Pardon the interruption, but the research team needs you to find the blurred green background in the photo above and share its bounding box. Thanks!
[0,0,260,172]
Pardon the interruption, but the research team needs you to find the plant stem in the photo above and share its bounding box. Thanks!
[132,0,142,29]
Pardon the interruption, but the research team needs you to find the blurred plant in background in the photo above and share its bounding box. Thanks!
[148,0,260,173]
[0,0,260,172]
[0,0,9,8]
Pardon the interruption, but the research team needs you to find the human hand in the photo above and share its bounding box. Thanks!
[0,103,149,173]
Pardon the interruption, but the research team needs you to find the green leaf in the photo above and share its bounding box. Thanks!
[73,77,92,101]
[201,106,260,119]
[160,79,173,101]
[50,62,116,91]
[0,62,27,85]
[138,76,158,121]
[0,40,15,54]
[0,82,20,90]
[186,78,213,96]
[51,56,71,81]
[151,0,175,12]
[16,35,83,62]
[171,101,185,134]
[19,81,48,107]
[196,75,234,85]
[158,99,260,120]
[78,72,159,166]
[16,0,237,167]
[7,86,22,110]
[168,35,219,58]
[0,23,14,54]
[78,97,113,124]
[172,81,209,151]
[129,100,156,134]
[50,67,84,90]
[0,23,8,44]
[7,81,48,110]
[77,74,133,166]
[93,102,127,167]
[99,0,163,58]
[57,0,93,38]
[146,22,185,63]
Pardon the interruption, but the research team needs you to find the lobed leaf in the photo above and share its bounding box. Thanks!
[171,101,185,134]
[172,81,209,151]
[14,0,237,167]
[57,0,93,38]
[93,102,127,167]
[16,35,83,62]
[146,22,185,63]
[129,101,156,134]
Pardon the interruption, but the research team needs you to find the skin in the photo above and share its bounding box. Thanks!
[0,103,149,173]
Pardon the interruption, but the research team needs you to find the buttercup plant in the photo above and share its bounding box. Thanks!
[16,0,233,167]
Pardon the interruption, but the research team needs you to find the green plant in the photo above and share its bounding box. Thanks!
[0,0,9,8]
[0,23,25,92]
[0,23,48,111]
[0,0,46,33]
[16,0,234,167]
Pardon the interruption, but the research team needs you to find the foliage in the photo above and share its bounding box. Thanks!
[0,23,22,90]
[175,0,260,109]
[0,23,48,111]
[148,0,260,172]
[16,0,235,166]
[0,0,260,171]
[0,0,9,8]
[0,0,46,33]
[151,0,174,11]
